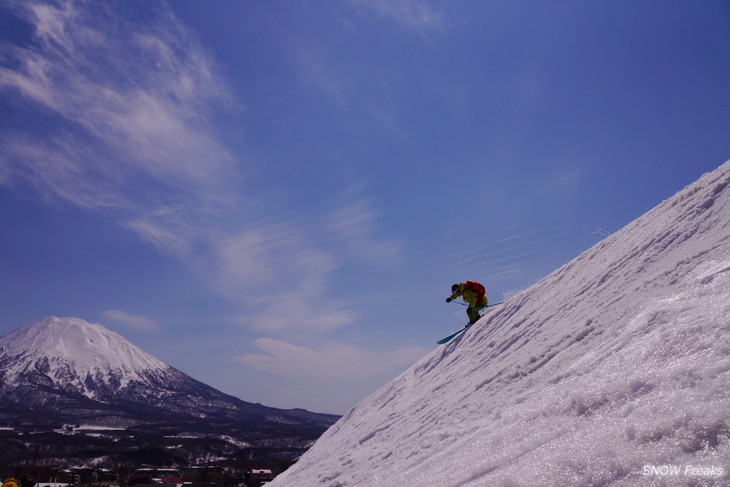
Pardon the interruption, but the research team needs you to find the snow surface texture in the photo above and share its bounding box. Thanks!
[271,161,730,487]
[0,316,169,396]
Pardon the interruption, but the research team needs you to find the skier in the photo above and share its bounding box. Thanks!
[446,281,488,325]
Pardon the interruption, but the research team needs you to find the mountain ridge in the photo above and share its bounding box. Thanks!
[0,315,339,465]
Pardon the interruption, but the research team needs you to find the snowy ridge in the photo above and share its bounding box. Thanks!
[271,161,730,487]
[0,316,169,397]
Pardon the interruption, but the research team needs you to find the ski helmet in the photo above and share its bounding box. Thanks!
[451,284,460,293]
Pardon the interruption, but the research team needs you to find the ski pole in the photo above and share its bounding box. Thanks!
[450,301,504,308]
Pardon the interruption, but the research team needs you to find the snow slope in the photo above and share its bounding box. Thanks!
[271,161,730,487]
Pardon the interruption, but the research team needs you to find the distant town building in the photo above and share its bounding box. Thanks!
[182,467,224,487]
[244,469,274,487]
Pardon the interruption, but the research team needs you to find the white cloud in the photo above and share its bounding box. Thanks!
[351,0,444,32]
[251,300,357,334]
[124,213,196,258]
[544,169,582,192]
[0,132,129,210]
[325,200,404,265]
[207,224,337,299]
[201,223,356,333]
[238,337,427,381]
[0,0,235,222]
[0,1,380,338]
[103,309,160,333]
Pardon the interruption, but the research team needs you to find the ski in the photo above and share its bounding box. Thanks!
[437,323,473,344]
[438,302,503,344]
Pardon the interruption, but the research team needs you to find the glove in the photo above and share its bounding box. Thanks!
[466,307,473,313]
[445,298,452,303]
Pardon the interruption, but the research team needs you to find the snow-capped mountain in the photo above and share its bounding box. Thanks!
[271,161,730,486]
[1,316,169,401]
[0,316,339,464]
[2,315,240,421]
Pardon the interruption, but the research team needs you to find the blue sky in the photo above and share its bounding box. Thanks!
[1,0,729,414]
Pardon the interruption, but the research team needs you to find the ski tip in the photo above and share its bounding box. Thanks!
[436,324,471,344]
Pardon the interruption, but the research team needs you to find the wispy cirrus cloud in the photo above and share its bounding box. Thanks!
[0,0,235,220]
[200,223,356,333]
[103,309,160,333]
[543,169,582,192]
[0,1,403,341]
[195,198,403,333]
[325,200,405,266]
[0,0,247,294]
[0,132,130,210]
[351,0,444,32]
[288,1,444,118]
[238,337,427,381]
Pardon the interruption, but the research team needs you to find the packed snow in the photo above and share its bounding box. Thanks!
[271,161,730,487]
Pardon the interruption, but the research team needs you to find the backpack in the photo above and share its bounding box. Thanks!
[464,280,485,296]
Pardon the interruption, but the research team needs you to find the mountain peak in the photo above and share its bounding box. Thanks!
[0,315,168,394]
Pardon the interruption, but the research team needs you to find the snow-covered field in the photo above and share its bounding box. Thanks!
[271,161,730,487]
